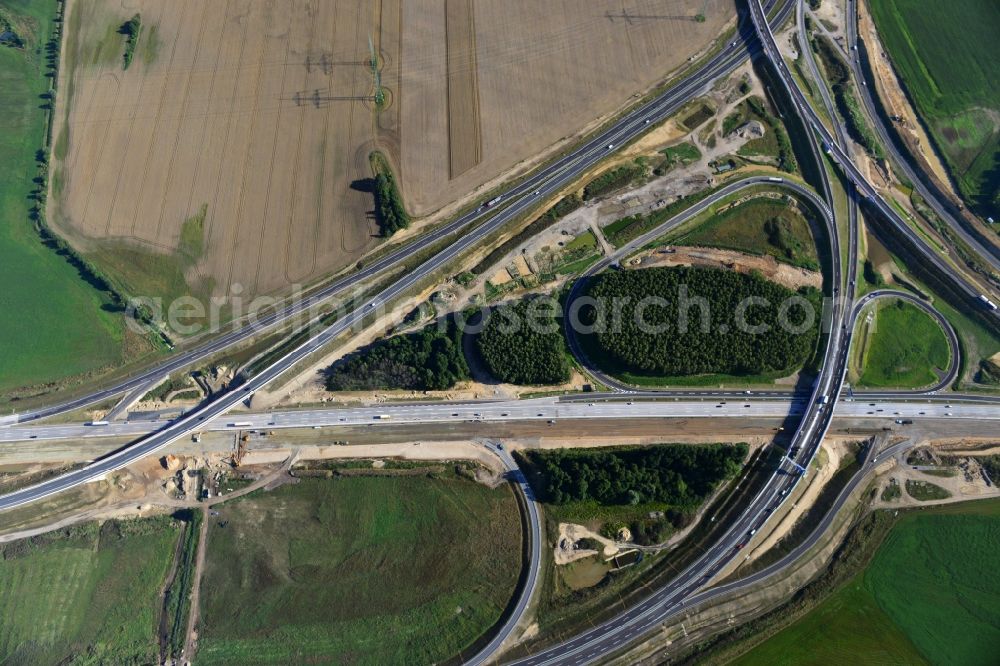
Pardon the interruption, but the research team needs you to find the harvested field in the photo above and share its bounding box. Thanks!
[49,0,733,309]
[445,0,481,177]
[399,0,735,214]
[52,0,392,303]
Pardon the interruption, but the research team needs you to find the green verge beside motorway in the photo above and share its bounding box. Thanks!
[869,0,1000,220]
[0,0,123,393]
[724,499,1000,666]
[196,474,521,665]
[853,298,951,388]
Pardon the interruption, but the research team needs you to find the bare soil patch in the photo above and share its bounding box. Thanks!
[628,245,823,290]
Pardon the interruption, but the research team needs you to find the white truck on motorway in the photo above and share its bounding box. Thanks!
[374,414,391,420]
[978,294,998,311]
[85,420,110,426]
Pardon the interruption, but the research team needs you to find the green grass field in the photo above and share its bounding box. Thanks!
[870,0,1000,218]
[197,476,522,665]
[0,0,123,392]
[865,501,1000,665]
[731,500,1000,666]
[673,198,820,270]
[856,299,950,388]
[730,576,928,666]
[0,517,181,664]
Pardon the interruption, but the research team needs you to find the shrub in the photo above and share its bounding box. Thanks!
[583,163,646,200]
[370,153,410,236]
[120,14,141,70]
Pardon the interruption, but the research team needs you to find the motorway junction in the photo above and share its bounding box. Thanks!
[2,0,1000,664]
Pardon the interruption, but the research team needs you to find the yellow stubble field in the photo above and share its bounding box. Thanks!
[50,0,733,306]
[52,0,398,303]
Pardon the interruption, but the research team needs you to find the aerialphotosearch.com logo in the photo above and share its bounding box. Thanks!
[451,287,827,338]
[124,283,356,339]
[124,282,831,343]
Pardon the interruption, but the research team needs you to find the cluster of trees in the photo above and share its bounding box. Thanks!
[475,297,570,385]
[326,317,469,391]
[517,443,747,508]
[582,267,820,377]
[119,14,141,70]
[371,154,410,236]
[471,194,581,275]
[583,163,646,200]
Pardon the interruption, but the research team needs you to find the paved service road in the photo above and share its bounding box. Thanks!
[465,443,543,666]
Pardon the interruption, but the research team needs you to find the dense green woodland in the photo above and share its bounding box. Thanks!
[581,267,820,377]
[517,444,747,508]
[475,297,570,385]
[326,317,468,391]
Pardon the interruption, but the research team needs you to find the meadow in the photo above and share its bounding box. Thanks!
[0,517,181,664]
[0,0,122,393]
[729,576,927,666]
[856,299,950,388]
[869,0,1000,218]
[732,499,1000,666]
[674,198,820,270]
[196,476,522,665]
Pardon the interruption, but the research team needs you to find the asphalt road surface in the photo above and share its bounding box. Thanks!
[5,397,996,445]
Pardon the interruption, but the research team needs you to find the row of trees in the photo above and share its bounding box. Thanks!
[475,297,571,385]
[326,317,469,391]
[582,267,820,377]
[517,443,747,508]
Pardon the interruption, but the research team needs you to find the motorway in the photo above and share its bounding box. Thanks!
[0,0,799,511]
[496,4,997,663]
[842,0,1000,271]
[1,1,995,664]
[2,0,788,429]
[751,0,1000,324]
[2,397,998,445]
